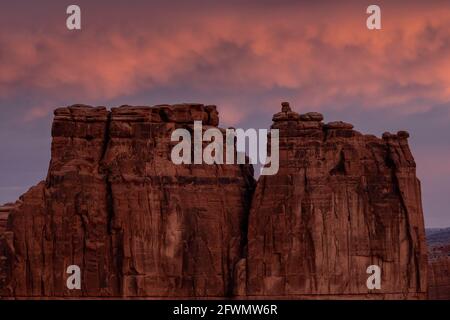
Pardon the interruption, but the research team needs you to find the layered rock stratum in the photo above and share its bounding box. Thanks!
[0,102,428,299]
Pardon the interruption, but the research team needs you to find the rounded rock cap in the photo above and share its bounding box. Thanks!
[325,121,354,130]
[272,101,300,122]
[397,130,410,139]
[300,112,324,122]
[281,102,292,112]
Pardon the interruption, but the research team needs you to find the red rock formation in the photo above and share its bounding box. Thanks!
[103,105,253,297]
[426,227,450,299]
[428,257,450,299]
[0,102,428,299]
[0,104,254,298]
[245,102,427,299]
[0,205,13,290]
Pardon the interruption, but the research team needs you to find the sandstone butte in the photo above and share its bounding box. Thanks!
[0,102,430,299]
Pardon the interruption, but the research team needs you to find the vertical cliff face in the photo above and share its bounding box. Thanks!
[0,106,121,297]
[0,102,428,299]
[103,105,254,297]
[0,104,254,297]
[246,103,427,299]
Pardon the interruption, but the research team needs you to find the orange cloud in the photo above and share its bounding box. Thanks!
[1,1,450,120]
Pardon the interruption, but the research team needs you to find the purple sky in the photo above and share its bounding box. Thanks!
[1,0,450,227]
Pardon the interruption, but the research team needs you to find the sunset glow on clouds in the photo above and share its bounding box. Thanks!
[1,0,450,225]
[1,1,450,118]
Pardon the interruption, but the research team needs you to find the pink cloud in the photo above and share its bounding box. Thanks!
[1,1,450,121]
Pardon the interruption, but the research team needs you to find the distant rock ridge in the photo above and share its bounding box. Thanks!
[0,102,427,299]
[426,227,450,299]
